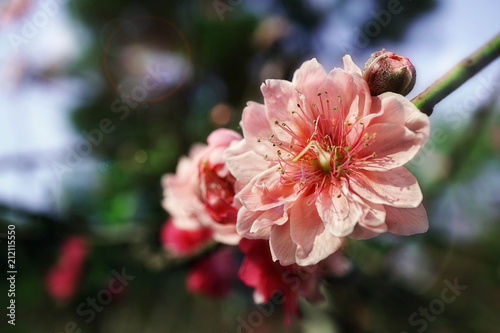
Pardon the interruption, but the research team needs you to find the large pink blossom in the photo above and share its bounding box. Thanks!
[224,56,430,266]
[162,128,242,245]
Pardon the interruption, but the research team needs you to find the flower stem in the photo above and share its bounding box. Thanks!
[411,32,500,116]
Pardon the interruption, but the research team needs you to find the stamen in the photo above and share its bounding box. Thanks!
[292,141,315,162]
[292,140,332,173]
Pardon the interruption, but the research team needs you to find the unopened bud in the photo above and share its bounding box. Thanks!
[362,49,416,96]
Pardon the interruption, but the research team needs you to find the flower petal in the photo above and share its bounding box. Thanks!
[348,224,382,240]
[354,93,429,171]
[236,167,296,211]
[207,128,242,147]
[289,194,325,257]
[349,167,423,208]
[210,223,241,245]
[356,123,426,171]
[224,149,272,188]
[262,79,306,139]
[384,204,429,235]
[372,93,430,137]
[342,55,362,76]
[358,201,387,232]
[269,223,297,266]
[316,185,363,237]
[292,58,328,98]
[237,206,286,239]
[295,230,343,266]
[162,174,212,230]
[224,101,275,159]
[313,66,372,125]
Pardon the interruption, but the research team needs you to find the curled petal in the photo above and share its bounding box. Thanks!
[236,168,295,211]
[237,206,287,239]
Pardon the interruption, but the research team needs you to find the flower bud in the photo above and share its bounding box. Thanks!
[362,49,416,96]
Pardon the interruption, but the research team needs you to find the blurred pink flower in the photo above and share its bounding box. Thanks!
[161,218,213,257]
[0,0,32,27]
[46,236,89,301]
[186,247,238,298]
[225,56,430,266]
[238,238,351,323]
[162,128,242,245]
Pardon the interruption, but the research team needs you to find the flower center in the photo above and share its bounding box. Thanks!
[292,140,332,173]
[256,91,377,192]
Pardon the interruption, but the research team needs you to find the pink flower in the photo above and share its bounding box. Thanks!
[186,247,238,298]
[162,128,243,245]
[238,238,351,323]
[0,0,33,27]
[161,218,213,257]
[46,236,89,301]
[225,56,430,266]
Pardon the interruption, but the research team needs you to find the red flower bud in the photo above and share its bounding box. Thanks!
[362,49,416,96]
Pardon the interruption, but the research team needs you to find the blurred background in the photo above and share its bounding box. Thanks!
[0,0,500,332]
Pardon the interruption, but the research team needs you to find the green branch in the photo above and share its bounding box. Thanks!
[411,32,500,115]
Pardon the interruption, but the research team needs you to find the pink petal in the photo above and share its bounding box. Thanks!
[239,101,276,156]
[161,220,212,256]
[224,149,272,187]
[206,146,226,169]
[345,199,386,239]
[359,202,387,232]
[295,230,343,266]
[210,223,241,245]
[356,93,429,170]
[236,206,286,239]
[289,194,325,257]
[348,224,382,240]
[316,185,362,237]
[269,223,297,266]
[207,128,242,147]
[384,204,429,235]
[342,55,362,76]
[353,93,429,171]
[372,93,430,137]
[356,123,426,171]
[349,167,423,208]
[292,58,328,98]
[261,79,306,139]
[236,167,295,211]
[320,67,372,122]
[224,102,273,184]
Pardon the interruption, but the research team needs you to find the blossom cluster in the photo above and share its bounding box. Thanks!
[161,54,429,321]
